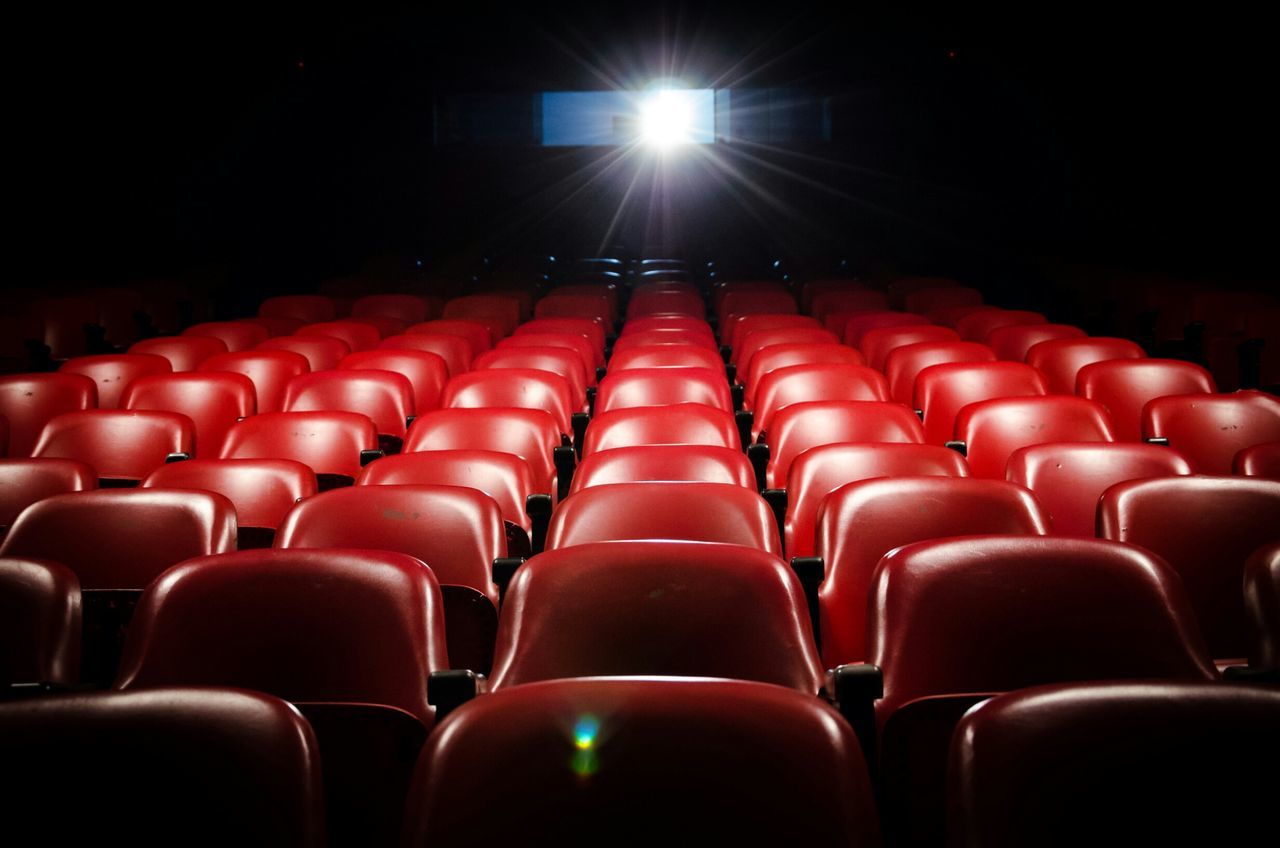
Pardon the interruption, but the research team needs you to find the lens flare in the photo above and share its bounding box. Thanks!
[640,90,693,149]
[574,715,599,750]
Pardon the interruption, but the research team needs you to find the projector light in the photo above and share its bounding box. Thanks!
[640,89,694,150]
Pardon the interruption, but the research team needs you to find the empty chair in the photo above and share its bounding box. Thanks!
[405,408,562,500]
[986,323,1087,362]
[955,396,1116,478]
[765,400,926,489]
[59,353,172,409]
[915,361,1048,445]
[1077,358,1216,442]
[1026,336,1146,394]
[31,410,194,483]
[724,314,822,355]
[842,311,931,349]
[582,404,740,455]
[0,458,96,533]
[0,688,326,846]
[859,324,959,372]
[535,292,613,329]
[407,319,494,357]
[400,678,880,847]
[611,328,720,355]
[625,288,705,319]
[569,445,754,494]
[1244,542,1280,671]
[182,320,269,352]
[284,370,414,449]
[1142,391,1280,474]
[473,348,587,408]
[244,315,305,337]
[129,335,228,371]
[497,333,597,385]
[141,458,317,547]
[607,343,723,373]
[380,333,472,377]
[801,279,866,313]
[221,411,379,487]
[1007,442,1193,536]
[885,340,997,407]
[928,304,999,328]
[730,322,833,370]
[1099,476,1280,659]
[257,334,351,372]
[442,369,575,437]
[949,681,1280,848]
[296,320,380,353]
[903,285,982,314]
[0,557,81,686]
[347,314,405,338]
[488,541,824,691]
[338,349,447,416]
[595,367,732,414]
[810,289,889,324]
[818,478,1050,667]
[514,318,606,369]
[870,536,1216,847]
[121,372,255,459]
[1236,441,1280,478]
[259,294,336,324]
[353,293,434,325]
[546,483,780,555]
[742,343,866,409]
[784,443,969,557]
[955,309,1047,342]
[622,315,715,338]
[0,373,97,457]
[115,549,448,845]
[200,349,309,414]
[719,290,798,322]
[887,276,960,308]
[443,294,520,337]
[752,364,890,440]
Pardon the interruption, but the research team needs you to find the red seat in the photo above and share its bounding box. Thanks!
[129,335,228,372]
[220,411,379,485]
[955,396,1116,479]
[0,374,97,456]
[121,373,256,459]
[903,285,982,314]
[784,444,969,557]
[612,328,720,355]
[256,334,351,372]
[916,361,1047,445]
[259,294,336,324]
[621,315,716,338]
[352,293,435,325]
[0,489,235,590]
[141,458,316,541]
[843,311,931,348]
[348,315,405,338]
[860,325,960,372]
[379,333,472,377]
[1099,476,1280,659]
[1026,337,1146,394]
[546,482,781,555]
[338,349,448,416]
[570,444,754,494]
[810,290,890,325]
[1142,391,1280,474]
[405,408,562,499]
[534,293,613,330]
[742,343,866,409]
[886,340,997,406]
[732,325,841,371]
[718,290,798,322]
[0,458,96,532]
[949,681,1280,848]
[955,309,1047,342]
[59,353,172,409]
[1236,441,1280,478]
[607,343,723,373]
[489,541,824,691]
[818,479,1050,667]
[497,333,597,386]
[625,289,706,319]
[1077,358,1216,442]
[182,321,269,353]
[886,276,959,308]
[595,366,732,414]
[1244,541,1280,672]
[928,304,1000,328]
[199,350,310,414]
[753,364,890,440]
[724,314,822,354]
[0,557,81,685]
[443,295,521,337]
[765,400,926,489]
[407,319,494,357]
[514,318,606,368]
[986,323,1087,362]
[31,410,194,483]
[442,369,575,436]
[0,688,326,846]
[295,320,381,353]
[30,296,99,360]
[582,404,741,455]
[473,348,587,408]
[400,678,880,847]
[801,279,867,313]
[1006,443,1193,537]
[242,315,305,337]
[712,280,788,315]
[284,370,414,443]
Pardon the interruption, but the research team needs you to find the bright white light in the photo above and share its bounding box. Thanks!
[640,90,694,149]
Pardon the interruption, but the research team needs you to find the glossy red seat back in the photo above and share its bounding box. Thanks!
[582,404,740,455]
[489,541,824,691]
[1077,358,1216,441]
[723,314,820,352]
[122,373,255,458]
[607,344,723,373]
[765,401,925,488]
[547,482,781,555]
[283,370,414,438]
[379,333,472,377]
[442,369,575,435]
[0,373,97,457]
[570,444,754,494]
[259,294,336,324]
[916,361,1047,445]
[843,311,931,348]
[116,549,448,724]
[338,349,448,416]
[903,285,982,314]
[621,315,715,338]
[0,458,96,531]
[785,443,969,557]
[595,366,731,414]
[612,328,720,354]
[295,320,381,353]
[0,489,236,590]
[473,348,587,407]
[59,353,172,409]
[182,321,269,353]
[141,458,316,530]
[358,449,535,532]
[986,323,1086,362]
[955,309,1047,342]
[128,335,228,372]
[220,411,378,482]
[31,409,194,482]
[535,292,613,329]
[1142,391,1280,474]
[443,295,521,337]
[256,334,351,372]
[0,557,81,685]
[810,289,890,324]
[405,408,561,497]
[514,318,606,367]
[1244,541,1280,670]
[1026,337,1146,394]
[743,343,866,408]
[496,333,596,385]
[956,396,1116,478]
[731,324,835,370]
[200,350,310,413]
[1099,476,1280,658]
[753,364,890,439]
[407,320,494,356]
[860,325,959,372]
[401,678,880,846]
[719,291,798,324]
[1235,441,1280,478]
[886,341,997,406]
[625,289,705,319]
[352,294,434,324]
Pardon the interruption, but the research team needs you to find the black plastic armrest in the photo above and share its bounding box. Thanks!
[790,556,823,651]
[492,557,526,604]
[944,440,967,456]
[553,445,575,501]
[164,452,190,464]
[428,670,478,721]
[747,442,769,490]
[571,412,590,458]
[1145,437,1170,447]
[829,663,883,765]
[360,449,385,467]
[762,488,787,543]
[525,494,552,555]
